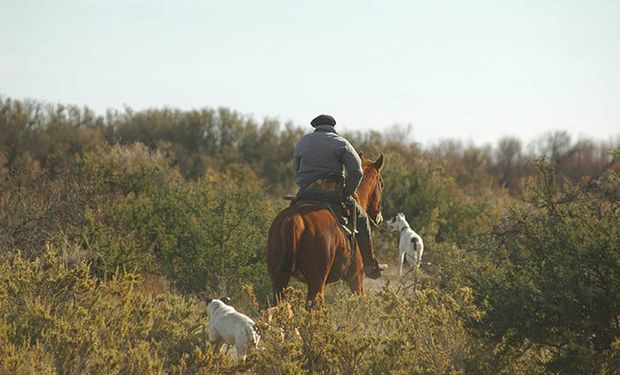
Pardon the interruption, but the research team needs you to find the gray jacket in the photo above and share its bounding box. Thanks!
[293,125,363,197]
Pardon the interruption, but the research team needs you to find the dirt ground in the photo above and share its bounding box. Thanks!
[363,259,420,292]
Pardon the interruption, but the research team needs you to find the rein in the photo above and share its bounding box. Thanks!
[369,215,382,228]
[360,172,383,229]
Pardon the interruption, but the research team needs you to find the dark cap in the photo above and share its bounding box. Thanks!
[311,114,336,127]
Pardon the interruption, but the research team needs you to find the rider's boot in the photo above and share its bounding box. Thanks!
[357,232,382,279]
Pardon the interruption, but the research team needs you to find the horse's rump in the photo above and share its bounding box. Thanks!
[267,203,349,278]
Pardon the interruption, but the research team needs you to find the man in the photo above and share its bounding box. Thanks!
[293,114,375,259]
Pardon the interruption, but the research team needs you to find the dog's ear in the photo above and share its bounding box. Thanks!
[220,296,232,306]
[206,297,213,305]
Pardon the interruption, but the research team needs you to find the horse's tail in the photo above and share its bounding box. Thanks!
[279,213,303,274]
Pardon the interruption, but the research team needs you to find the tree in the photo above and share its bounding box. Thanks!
[494,136,522,190]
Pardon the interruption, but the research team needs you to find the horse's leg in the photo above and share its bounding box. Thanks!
[271,272,291,304]
[346,269,364,294]
[306,276,327,305]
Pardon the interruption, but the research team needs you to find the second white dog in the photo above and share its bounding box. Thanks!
[206,298,260,359]
[387,213,424,277]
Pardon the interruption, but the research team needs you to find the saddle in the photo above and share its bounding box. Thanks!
[284,183,358,249]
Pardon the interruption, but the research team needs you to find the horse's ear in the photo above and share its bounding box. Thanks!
[373,153,384,171]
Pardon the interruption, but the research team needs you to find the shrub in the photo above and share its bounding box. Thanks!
[253,286,481,375]
[0,159,92,258]
[0,245,218,374]
[470,164,620,373]
[74,145,275,300]
[380,152,500,247]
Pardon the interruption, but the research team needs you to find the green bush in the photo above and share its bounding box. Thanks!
[74,144,276,300]
[0,245,218,375]
[0,159,92,258]
[470,165,620,373]
[380,152,500,247]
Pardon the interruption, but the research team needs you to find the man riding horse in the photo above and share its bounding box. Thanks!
[267,114,385,302]
[293,114,382,276]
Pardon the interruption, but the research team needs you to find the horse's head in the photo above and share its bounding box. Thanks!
[358,154,385,227]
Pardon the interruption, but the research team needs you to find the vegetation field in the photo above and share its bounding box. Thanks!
[1,96,619,374]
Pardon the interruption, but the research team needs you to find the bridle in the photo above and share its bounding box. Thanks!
[368,173,384,228]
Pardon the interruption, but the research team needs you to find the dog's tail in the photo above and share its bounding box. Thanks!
[279,213,304,274]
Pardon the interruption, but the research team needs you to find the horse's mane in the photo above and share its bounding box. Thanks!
[361,158,375,170]
[359,152,374,169]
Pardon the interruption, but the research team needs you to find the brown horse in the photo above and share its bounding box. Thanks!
[267,154,386,302]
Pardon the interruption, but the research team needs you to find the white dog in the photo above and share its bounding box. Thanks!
[387,213,424,277]
[206,298,260,360]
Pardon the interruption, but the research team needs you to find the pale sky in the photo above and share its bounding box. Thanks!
[1,0,619,145]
